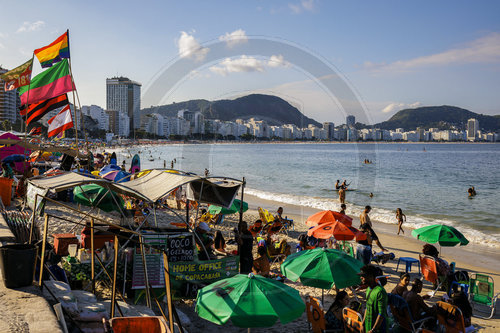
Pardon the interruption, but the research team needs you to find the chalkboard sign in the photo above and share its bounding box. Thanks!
[131,232,194,290]
[166,233,194,262]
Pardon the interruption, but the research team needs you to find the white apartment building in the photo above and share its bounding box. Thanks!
[106,77,141,131]
[0,67,18,123]
[81,105,109,131]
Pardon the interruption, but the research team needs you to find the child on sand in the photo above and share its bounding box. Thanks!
[396,208,406,235]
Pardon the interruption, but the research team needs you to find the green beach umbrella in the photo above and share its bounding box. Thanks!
[280,248,363,289]
[195,273,305,328]
[208,199,248,216]
[73,184,124,213]
[411,224,469,247]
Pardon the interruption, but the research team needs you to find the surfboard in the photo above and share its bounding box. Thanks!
[130,154,140,174]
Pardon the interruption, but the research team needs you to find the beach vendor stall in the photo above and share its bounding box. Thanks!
[27,168,245,332]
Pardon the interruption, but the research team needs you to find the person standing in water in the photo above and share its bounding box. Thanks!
[335,180,341,190]
[396,208,406,235]
[338,187,346,204]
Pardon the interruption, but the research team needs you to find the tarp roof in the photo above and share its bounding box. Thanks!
[28,169,242,207]
[0,139,86,158]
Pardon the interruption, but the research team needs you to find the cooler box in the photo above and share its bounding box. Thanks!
[53,233,79,256]
[80,226,116,249]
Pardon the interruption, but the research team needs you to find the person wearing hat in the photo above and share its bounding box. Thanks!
[359,265,388,333]
[195,222,214,260]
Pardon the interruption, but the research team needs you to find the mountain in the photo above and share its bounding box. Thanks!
[142,94,321,127]
[374,105,500,131]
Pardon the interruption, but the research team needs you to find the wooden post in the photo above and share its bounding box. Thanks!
[186,199,190,225]
[238,177,246,227]
[139,236,151,308]
[28,194,38,243]
[110,235,119,318]
[38,214,49,287]
[90,218,95,294]
[163,252,174,333]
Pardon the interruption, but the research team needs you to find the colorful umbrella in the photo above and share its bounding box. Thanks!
[280,248,363,289]
[208,199,248,215]
[195,273,305,328]
[307,221,359,240]
[305,210,352,227]
[411,224,469,247]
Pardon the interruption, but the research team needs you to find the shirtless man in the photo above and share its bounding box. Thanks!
[338,187,346,204]
[360,205,372,227]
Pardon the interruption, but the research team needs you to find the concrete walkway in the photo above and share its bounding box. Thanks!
[0,214,63,333]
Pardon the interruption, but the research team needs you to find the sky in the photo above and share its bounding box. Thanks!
[1,0,499,125]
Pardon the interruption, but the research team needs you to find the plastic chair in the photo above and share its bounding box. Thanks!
[305,296,327,333]
[419,254,444,297]
[436,301,466,333]
[110,316,169,333]
[387,293,435,332]
[342,308,363,333]
[339,242,355,257]
[468,273,499,319]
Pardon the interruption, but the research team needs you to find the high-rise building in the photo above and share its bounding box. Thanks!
[0,67,19,123]
[467,118,479,141]
[346,115,355,128]
[323,122,335,140]
[106,77,141,134]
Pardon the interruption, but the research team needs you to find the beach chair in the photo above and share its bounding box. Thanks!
[342,308,363,333]
[436,301,466,333]
[258,207,289,235]
[387,293,435,333]
[419,254,444,297]
[468,273,499,319]
[305,296,343,333]
[339,242,355,257]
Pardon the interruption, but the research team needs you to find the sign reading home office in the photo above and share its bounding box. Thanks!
[169,256,240,298]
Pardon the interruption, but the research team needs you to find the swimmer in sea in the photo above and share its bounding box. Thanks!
[468,186,476,197]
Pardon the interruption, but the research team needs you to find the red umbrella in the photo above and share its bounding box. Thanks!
[308,221,358,240]
[305,210,353,227]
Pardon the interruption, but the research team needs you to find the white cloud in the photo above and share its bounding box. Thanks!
[210,56,265,76]
[209,55,290,76]
[219,29,248,47]
[381,102,422,114]
[177,31,209,61]
[365,32,500,72]
[289,0,316,13]
[268,54,290,68]
[16,21,45,33]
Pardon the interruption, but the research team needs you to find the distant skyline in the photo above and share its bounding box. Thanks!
[1,1,499,125]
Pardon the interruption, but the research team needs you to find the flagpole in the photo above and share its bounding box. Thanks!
[68,60,79,147]
[68,60,88,151]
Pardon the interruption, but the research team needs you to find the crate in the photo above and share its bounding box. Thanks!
[53,233,79,256]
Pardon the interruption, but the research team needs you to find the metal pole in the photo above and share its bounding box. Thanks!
[238,177,246,227]
[38,214,49,287]
[90,218,95,295]
[110,235,119,318]
[163,251,174,333]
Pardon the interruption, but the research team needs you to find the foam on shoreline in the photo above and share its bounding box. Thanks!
[245,187,500,249]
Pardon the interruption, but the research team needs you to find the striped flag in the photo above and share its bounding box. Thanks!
[34,31,70,68]
[20,94,69,125]
[28,127,42,136]
[18,59,73,105]
[48,104,73,137]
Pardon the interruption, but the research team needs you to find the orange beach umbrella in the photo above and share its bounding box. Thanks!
[307,221,361,240]
[305,210,353,227]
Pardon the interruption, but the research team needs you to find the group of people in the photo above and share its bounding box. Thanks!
[335,179,350,204]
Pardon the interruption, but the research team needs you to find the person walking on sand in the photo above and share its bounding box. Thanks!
[396,208,406,235]
[360,205,372,227]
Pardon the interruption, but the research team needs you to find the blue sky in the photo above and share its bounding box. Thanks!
[1,0,499,124]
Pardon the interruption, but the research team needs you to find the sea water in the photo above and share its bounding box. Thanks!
[114,143,500,248]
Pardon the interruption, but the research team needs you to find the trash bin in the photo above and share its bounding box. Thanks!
[0,244,37,288]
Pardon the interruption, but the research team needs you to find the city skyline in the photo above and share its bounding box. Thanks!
[0,1,499,125]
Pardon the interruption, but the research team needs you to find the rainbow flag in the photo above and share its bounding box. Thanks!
[18,59,73,105]
[34,31,70,68]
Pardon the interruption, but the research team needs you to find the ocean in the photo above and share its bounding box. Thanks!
[113,142,500,248]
